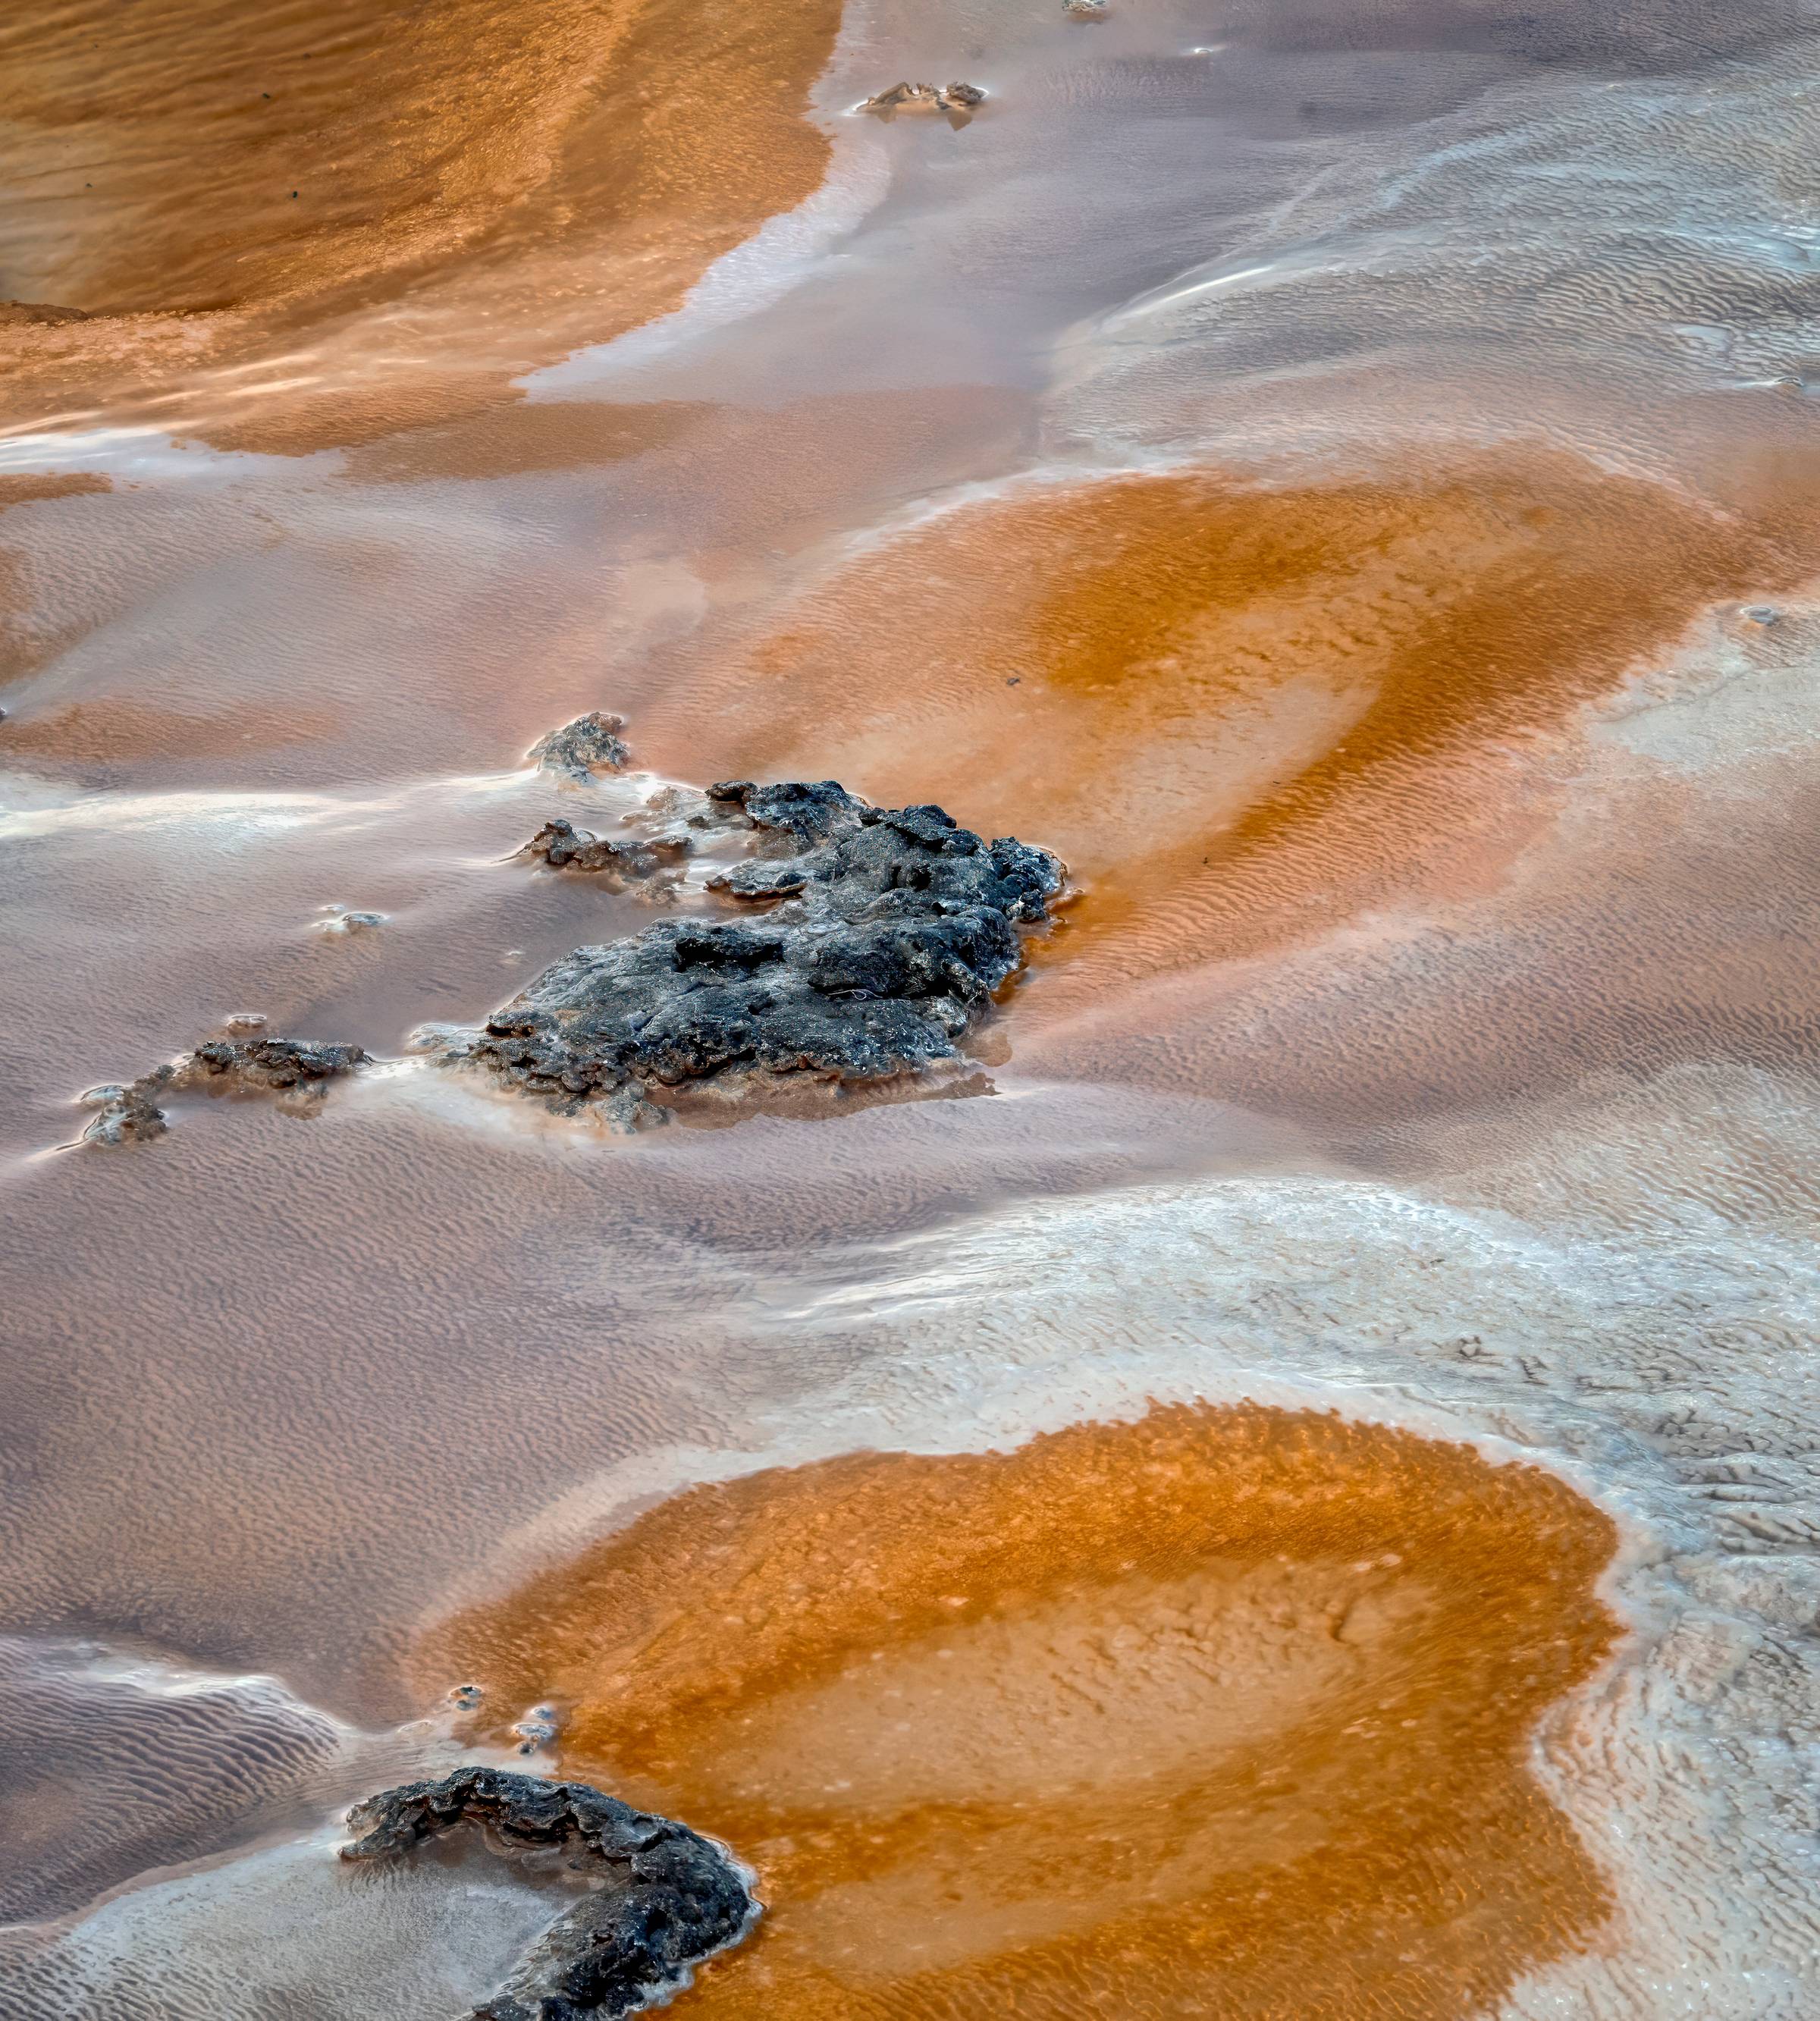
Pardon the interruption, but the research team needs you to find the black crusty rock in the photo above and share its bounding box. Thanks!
[520,818,690,887]
[462,780,1063,1118]
[340,1765,756,2021]
[81,1037,368,1144]
[187,1037,368,1087]
[529,714,630,779]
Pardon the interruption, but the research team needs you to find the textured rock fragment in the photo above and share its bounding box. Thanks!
[858,80,986,117]
[78,1074,174,1144]
[340,1766,755,2021]
[529,714,630,779]
[462,780,1063,1120]
[520,817,690,890]
[81,1037,368,1144]
[314,904,387,937]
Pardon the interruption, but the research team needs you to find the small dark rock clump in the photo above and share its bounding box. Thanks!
[82,1037,368,1144]
[188,1036,367,1089]
[340,1766,755,2021]
[461,780,1063,1122]
[79,1076,171,1144]
[521,817,690,889]
[529,714,630,780]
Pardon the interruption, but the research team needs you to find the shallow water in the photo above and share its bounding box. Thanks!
[4,0,1820,2016]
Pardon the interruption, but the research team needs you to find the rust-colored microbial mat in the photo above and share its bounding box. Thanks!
[0,0,840,447]
[435,1405,1620,2020]
[635,453,1820,1003]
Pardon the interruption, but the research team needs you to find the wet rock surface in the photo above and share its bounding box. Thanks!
[77,784,1061,1145]
[314,904,387,937]
[529,714,630,780]
[520,818,691,893]
[82,1037,368,1144]
[461,780,1064,1124]
[340,1766,755,2021]
[859,80,987,118]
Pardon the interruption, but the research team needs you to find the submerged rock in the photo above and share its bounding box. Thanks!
[77,1077,172,1145]
[457,780,1063,1122]
[510,1704,561,1756]
[81,1037,368,1144]
[340,1765,755,2021]
[529,714,630,780]
[314,904,387,937]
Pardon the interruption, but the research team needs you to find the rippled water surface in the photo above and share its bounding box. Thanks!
[5,1,1820,2016]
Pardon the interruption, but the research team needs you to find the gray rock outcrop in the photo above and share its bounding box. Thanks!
[528,714,630,780]
[81,1037,368,1144]
[460,780,1063,1123]
[340,1766,755,2021]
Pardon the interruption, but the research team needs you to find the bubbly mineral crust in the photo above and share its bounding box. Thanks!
[528,714,630,780]
[81,1037,368,1144]
[340,1766,755,2021]
[463,780,1064,1122]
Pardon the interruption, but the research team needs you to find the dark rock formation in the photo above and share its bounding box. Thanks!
[79,1076,174,1144]
[77,786,1060,1147]
[520,818,689,891]
[457,780,1063,1123]
[187,1037,368,1090]
[340,1766,756,2021]
[82,1037,368,1144]
[529,714,630,780]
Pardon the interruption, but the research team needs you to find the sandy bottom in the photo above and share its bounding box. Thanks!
[436,1405,1617,2020]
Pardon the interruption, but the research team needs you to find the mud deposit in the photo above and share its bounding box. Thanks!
[5,0,1820,2016]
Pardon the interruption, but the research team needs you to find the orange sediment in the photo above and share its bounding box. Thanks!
[0,0,843,451]
[633,453,1820,1004]
[431,1403,1621,2020]
[0,473,110,513]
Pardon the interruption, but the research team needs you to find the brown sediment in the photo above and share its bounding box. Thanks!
[431,1404,1621,2021]
[0,474,110,514]
[0,0,843,453]
[634,454,1820,1005]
